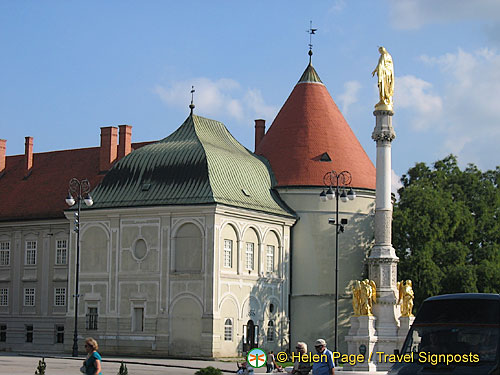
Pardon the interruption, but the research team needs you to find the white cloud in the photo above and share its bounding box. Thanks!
[328,0,346,14]
[430,48,500,166]
[338,80,361,115]
[391,169,403,197]
[155,78,277,125]
[244,89,279,121]
[155,77,243,120]
[395,75,443,130]
[388,0,500,30]
[398,48,500,170]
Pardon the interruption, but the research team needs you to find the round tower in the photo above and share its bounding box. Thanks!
[256,60,376,353]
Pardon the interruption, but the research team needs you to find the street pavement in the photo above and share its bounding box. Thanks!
[0,353,259,375]
[0,353,388,374]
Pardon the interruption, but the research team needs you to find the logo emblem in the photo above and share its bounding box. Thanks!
[247,348,267,368]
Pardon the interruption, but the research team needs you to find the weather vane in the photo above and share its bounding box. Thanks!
[189,85,195,115]
[306,21,317,63]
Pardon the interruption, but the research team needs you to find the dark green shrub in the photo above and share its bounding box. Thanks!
[194,366,223,375]
[117,361,128,375]
[34,358,46,375]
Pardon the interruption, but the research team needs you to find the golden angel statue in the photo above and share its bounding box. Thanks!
[372,46,394,110]
[358,279,377,316]
[352,280,362,316]
[397,280,414,317]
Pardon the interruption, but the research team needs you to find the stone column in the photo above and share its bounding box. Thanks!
[368,109,400,370]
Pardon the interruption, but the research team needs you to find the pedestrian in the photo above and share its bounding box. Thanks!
[81,337,103,375]
[266,351,275,373]
[236,358,254,375]
[292,342,312,375]
[311,339,334,375]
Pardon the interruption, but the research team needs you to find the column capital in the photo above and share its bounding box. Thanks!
[372,110,396,142]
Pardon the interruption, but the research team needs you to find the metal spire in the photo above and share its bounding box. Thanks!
[306,21,317,64]
[189,86,195,115]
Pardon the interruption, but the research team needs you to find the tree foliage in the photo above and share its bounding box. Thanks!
[393,155,500,310]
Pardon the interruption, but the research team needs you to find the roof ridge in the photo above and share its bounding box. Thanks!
[192,115,217,202]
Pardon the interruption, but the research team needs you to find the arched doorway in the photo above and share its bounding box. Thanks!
[243,319,259,352]
[169,298,202,356]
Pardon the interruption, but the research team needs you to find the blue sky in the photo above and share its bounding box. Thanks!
[2,0,500,189]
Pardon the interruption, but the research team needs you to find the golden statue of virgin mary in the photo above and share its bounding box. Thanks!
[372,46,394,111]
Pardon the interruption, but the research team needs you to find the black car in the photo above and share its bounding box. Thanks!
[388,293,499,375]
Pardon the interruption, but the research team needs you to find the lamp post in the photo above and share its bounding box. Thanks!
[65,178,93,357]
[319,170,355,355]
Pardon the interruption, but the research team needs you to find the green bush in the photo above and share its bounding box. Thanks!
[194,366,223,375]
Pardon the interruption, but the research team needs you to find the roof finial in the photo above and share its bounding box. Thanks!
[306,21,317,64]
[189,86,195,115]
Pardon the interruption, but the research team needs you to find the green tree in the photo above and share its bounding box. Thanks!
[393,155,500,310]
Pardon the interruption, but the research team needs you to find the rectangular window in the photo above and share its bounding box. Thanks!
[24,288,35,307]
[55,239,67,265]
[55,325,64,343]
[25,241,37,265]
[133,307,144,332]
[0,242,10,266]
[54,288,66,306]
[223,239,232,268]
[245,243,254,270]
[26,325,33,343]
[266,245,275,273]
[0,288,8,306]
[0,325,6,342]
[86,307,98,330]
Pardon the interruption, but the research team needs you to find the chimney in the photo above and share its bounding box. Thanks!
[24,136,33,178]
[118,125,132,159]
[254,119,266,151]
[0,139,6,175]
[100,127,118,172]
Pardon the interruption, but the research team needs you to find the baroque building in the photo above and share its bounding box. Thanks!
[0,55,376,356]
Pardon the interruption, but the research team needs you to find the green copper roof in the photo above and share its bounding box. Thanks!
[297,63,323,84]
[89,115,294,217]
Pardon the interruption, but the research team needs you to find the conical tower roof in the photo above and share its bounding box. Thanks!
[255,63,376,189]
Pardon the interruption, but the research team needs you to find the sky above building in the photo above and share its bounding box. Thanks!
[1,0,500,191]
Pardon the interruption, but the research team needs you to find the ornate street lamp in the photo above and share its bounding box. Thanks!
[65,178,93,357]
[319,170,355,356]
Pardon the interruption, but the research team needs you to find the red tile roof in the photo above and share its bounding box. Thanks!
[256,65,376,190]
[0,143,151,222]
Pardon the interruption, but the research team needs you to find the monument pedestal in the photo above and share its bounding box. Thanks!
[397,316,415,350]
[344,316,378,372]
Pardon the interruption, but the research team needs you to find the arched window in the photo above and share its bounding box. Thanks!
[174,223,202,272]
[267,321,274,342]
[224,318,233,341]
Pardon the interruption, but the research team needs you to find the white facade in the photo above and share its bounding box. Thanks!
[64,204,294,356]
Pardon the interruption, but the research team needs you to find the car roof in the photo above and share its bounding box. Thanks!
[425,293,500,302]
